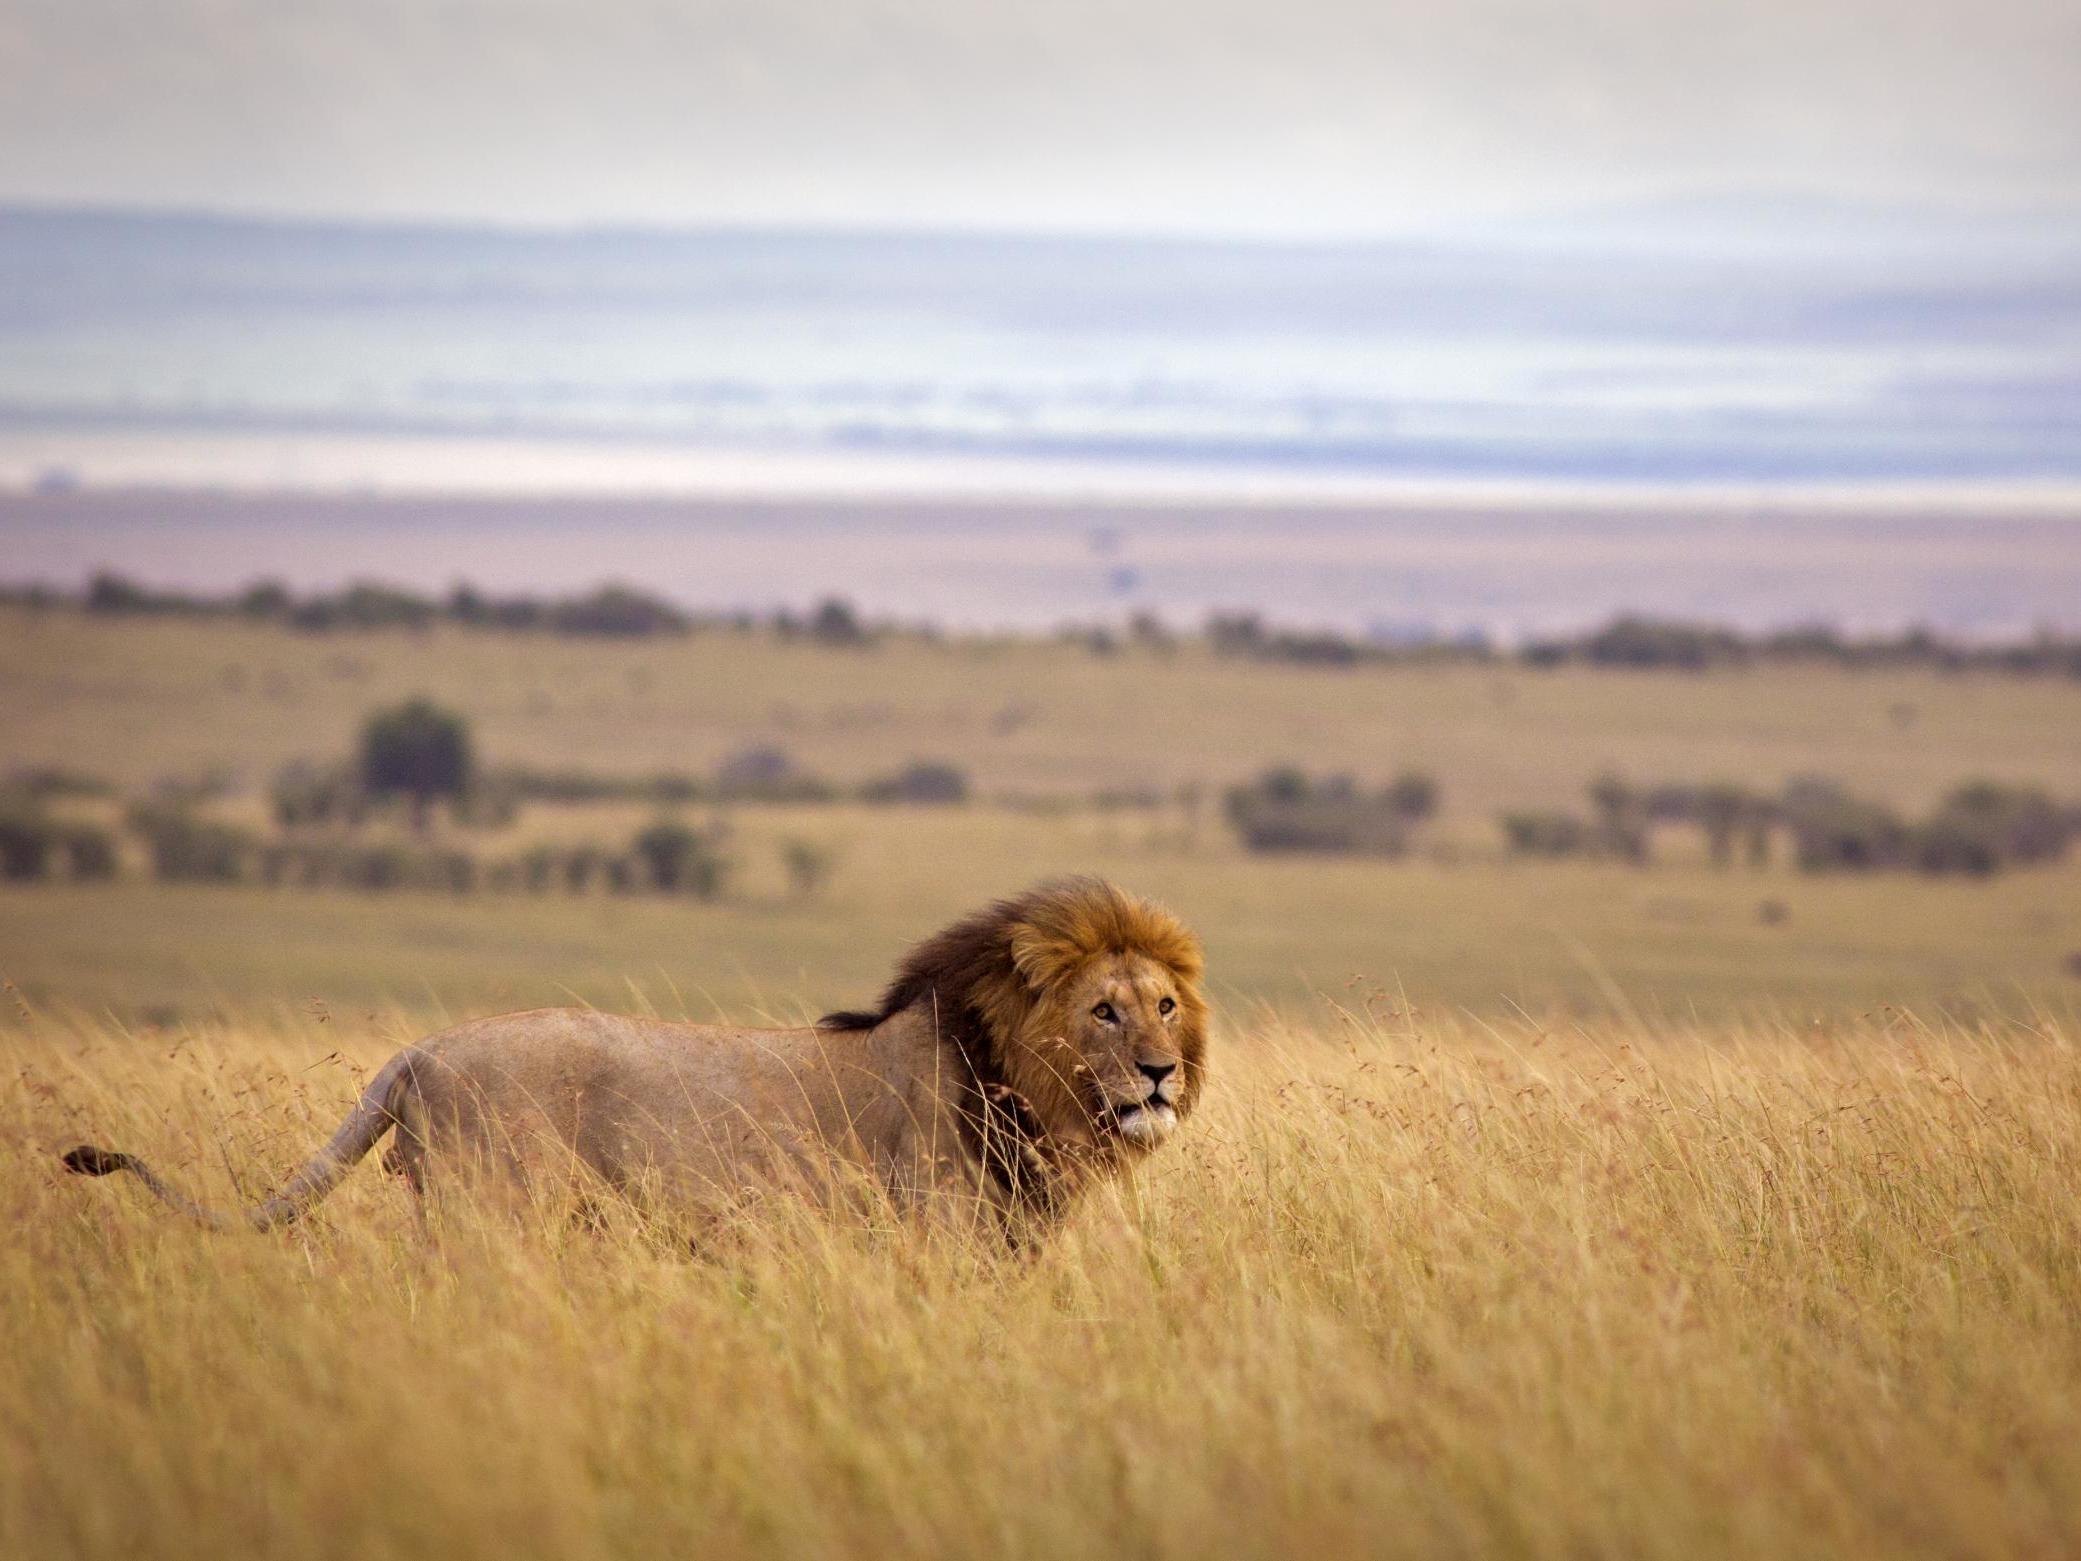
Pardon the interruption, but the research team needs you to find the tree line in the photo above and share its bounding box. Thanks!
[1,573,877,644]
[1224,766,2078,877]
[6,574,2080,676]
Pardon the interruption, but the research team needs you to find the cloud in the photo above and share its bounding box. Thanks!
[1,0,2076,233]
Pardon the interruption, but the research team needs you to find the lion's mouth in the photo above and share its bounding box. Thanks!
[1109,1098,1178,1146]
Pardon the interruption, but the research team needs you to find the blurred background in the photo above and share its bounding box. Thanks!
[1,0,2077,1026]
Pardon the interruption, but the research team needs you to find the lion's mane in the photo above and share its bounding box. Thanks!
[820,876,1208,1211]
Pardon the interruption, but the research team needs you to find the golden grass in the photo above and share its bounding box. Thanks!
[7,1007,2079,1559]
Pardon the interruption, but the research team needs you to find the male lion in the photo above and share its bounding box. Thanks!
[63,877,1207,1244]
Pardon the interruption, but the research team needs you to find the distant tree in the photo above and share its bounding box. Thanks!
[1571,616,1748,671]
[714,746,834,803]
[1932,782,2068,867]
[1909,782,2069,875]
[1224,766,1421,855]
[271,759,369,831]
[83,571,148,614]
[861,761,970,806]
[1205,611,1266,657]
[236,579,293,620]
[517,846,559,893]
[1250,766,1311,807]
[1742,805,1776,869]
[559,844,606,894]
[1499,811,1589,856]
[126,806,254,884]
[1384,771,1440,824]
[781,838,836,898]
[1780,779,1908,872]
[56,823,119,881]
[1587,773,1650,864]
[292,582,438,632]
[1912,813,2004,876]
[0,800,56,881]
[1695,783,1752,868]
[631,819,728,898]
[549,584,688,637]
[808,597,869,647]
[1126,611,1174,654]
[358,699,475,833]
[1587,773,1632,830]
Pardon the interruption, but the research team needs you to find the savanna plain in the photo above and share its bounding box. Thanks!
[4,602,2081,1559]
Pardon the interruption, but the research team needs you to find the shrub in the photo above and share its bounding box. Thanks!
[1586,774,1651,864]
[236,579,294,620]
[1570,616,1749,671]
[289,582,439,632]
[56,823,119,881]
[272,760,370,831]
[1693,783,1754,868]
[344,844,412,891]
[1927,782,2069,869]
[516,846,560,893]
[860,761,969,806]
[807,598,869,648]
[1384,771,1439,824]
[0,802,57,881]
[359,699,475,832]
[1911,814,2004,876]
[630,820,729,898]
[433,851,479,894]
[781,838,836,898]
[1500,811,1590,856]
[559,844,607,894]
[128,807,254,884]
[1226,768,1421,855]
[547,584,688,637]
[715,748,833,803]
[1780,781,1908,872]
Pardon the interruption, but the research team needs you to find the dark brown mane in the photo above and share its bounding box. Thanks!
[817,884,1042,1036]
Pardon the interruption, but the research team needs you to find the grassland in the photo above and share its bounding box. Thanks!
[4,606,2081,1024]
[4,813,2080,1027]
[6,605,2081,1556]
[5,1009,2078,1560]
[8,606,2081,815]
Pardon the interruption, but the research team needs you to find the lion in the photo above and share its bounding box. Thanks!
[62,877,1208,1244]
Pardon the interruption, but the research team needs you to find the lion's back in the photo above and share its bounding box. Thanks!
[399,1008,837,1189]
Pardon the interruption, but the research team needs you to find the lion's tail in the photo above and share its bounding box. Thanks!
[62,1049,424,1232]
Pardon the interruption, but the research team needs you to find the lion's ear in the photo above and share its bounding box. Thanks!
[1008,923,1084,993]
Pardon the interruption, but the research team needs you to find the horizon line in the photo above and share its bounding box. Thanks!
[7,190,2081,253]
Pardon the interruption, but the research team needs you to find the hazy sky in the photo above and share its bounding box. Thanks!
[2,0,2076,236]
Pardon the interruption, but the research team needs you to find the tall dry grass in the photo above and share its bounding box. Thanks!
[4,1005,2078,1559]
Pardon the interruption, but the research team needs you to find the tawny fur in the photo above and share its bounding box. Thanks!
[63,877,1208,1243]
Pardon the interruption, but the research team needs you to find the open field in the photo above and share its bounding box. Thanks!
[4,823,2080,1027]
[5,1010,2078,1560]
[6,587,2081,1558]
[5,607,2081,1025]
[7,607,2081,817]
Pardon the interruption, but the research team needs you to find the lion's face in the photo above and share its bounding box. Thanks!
[1007,949,1207,1158]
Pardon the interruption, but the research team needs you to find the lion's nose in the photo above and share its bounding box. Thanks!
[1137,1060,1177,1091]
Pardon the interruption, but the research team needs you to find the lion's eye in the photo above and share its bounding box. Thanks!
[1158,996,1176,1016]
[1092,1003,1117,1024]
